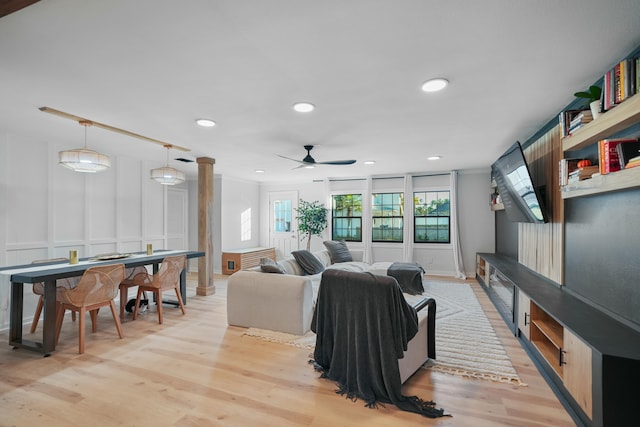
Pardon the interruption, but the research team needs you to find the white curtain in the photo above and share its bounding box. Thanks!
[450,170,466,279]
[403,174,413,262]
[362,176,373,264]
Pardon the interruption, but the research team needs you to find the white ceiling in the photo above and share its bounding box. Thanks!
[2,1,640,183]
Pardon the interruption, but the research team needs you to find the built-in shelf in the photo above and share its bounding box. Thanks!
[491,202,504,211]
[560,165,640,198]
[562,94,640,152]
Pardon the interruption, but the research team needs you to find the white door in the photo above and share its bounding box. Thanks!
[167,188,188,249]
[269,191,299,258]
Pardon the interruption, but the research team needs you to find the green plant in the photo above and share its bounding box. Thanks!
[574,85,602,104]
[295,199,328,251]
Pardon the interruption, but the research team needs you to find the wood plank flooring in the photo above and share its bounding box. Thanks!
[0,275,577,426]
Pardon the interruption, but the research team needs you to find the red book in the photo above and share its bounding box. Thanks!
[599,139,635,174]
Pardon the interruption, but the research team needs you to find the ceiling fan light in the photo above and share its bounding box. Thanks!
[59,148,111,173]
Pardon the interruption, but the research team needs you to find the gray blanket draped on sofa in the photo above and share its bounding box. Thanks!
[310,269,447,418]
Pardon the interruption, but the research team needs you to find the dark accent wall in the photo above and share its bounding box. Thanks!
[564,188,640,329]
[495,210,518,259]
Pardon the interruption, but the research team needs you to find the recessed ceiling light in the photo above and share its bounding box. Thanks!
[421,78,449,92]
[255,169,265,173]
[428,156,442,160]
[293,102,315,113]
[364,160,376,165]
[195,118,216,127]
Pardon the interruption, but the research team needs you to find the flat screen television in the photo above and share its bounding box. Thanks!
[491,141,548,223]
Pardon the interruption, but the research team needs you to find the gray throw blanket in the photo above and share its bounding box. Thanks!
[310,269,447,418]
[387,262,425,295]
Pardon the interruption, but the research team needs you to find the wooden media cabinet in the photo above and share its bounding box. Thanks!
[222,247,276,275]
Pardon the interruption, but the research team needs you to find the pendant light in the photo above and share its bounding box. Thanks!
[150,144,185,185]
[59,120,111,173]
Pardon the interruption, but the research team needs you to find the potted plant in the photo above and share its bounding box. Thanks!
[574,85,602,119]
[295,199,328,251]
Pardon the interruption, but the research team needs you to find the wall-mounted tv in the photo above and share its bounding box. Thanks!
[491,141,548,223]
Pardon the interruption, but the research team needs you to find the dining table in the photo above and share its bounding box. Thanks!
[0,249,204,356]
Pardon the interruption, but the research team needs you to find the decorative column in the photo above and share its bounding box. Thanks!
[196,157,216,295]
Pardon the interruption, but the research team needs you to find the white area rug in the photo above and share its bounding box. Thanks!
[242,279,525,385]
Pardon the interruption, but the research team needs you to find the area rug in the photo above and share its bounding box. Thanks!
[242,279,525,386]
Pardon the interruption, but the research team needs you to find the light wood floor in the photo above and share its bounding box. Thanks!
[0,275,577,426]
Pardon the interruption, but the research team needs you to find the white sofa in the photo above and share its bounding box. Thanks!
[226,249,370,335]
[226,249,433,383]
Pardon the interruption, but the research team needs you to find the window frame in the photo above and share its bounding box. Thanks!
[413,189,451,244]
[371,191,404,243]
[331,193,363,242]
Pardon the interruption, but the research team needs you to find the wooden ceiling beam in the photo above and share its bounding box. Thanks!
[0,0,40,19]
[39,106,190,152]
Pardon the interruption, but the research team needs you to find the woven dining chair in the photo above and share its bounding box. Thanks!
[30,258,80,333]
[55,263,125,354]
[132,255,186,324]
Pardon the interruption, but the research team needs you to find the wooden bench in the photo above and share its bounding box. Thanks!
[221,247,276,275]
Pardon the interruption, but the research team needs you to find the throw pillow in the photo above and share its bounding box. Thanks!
[323,240,353,263]
[259,257,285,274]
[291,250,325,275]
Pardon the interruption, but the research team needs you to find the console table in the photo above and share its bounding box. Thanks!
[222,247,276,275]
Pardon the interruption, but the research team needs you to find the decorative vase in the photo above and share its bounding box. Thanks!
[589,100,600,120]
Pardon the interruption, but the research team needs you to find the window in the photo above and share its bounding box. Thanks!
[331,194,362,241]
[372,192,403,242]
[273,199,291,232]
[240,208,251,241]
[414,191,450,243]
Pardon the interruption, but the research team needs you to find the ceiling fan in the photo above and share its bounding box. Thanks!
[277,145,356,169]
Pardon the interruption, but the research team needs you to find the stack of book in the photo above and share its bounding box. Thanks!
[559,109,592,137]
[567,110,593,134]
[625,156,640,169]
[567,166,600,184]
[616,139,640,169]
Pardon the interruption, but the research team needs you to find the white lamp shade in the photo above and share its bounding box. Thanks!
[150,166,185,185]
[59,148,111,173]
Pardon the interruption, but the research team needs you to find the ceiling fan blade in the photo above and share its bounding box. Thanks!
[316,159,357,165]
[276,154,307,165]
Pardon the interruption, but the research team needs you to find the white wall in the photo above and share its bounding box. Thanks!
[0,131,189,330]
[221,176,261,251]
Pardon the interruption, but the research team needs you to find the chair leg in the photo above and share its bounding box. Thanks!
[109,300,125,339]
[78,306,86,354]
[156,290,163,324]
[133,287,143,320]
[72,311,76,322]
[90,309,98,333]
[30,295,44,333]
[174,287,186,315]
[120,285,128,320]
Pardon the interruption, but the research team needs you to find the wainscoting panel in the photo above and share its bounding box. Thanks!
[88,167,117,240]
[518,125,564,284]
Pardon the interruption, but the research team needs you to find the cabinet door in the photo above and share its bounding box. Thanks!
[517,290,531,340]
[564,329,593,420]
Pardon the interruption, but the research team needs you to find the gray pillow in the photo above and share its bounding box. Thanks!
[291,250,325,275]
[260,257,285,274]
[323,240,353,263]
